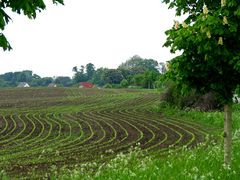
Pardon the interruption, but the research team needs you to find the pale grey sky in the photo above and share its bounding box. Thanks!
[0,0,178,77]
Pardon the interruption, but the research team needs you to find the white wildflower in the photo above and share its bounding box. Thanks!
[218,37,223,45]
[203,4,209,15]
[136,142,141,146]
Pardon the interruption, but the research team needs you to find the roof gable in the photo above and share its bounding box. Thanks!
[17,82,30,87]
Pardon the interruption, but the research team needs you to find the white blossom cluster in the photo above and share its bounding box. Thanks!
[221,0,226,7]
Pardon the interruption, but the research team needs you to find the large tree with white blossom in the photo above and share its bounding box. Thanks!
[163,0,240,165]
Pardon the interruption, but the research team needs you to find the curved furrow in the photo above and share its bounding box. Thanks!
[0,113,45,154]
[0,113,36,148]
[4,112,98,163]
[106,108,182,151]
[0,115,8,135]
[0,115,17,140]
[0,114,26,145]
[125,108,199,146]
[126,108,207,152]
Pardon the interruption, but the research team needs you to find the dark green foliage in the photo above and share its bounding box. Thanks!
[160,81,220,111]
[32,77,53,87]
[72,63,96,84]
[86,63,95,80]
[0,70,73,87]
[163,0,240,105]
[92,68,108,86]
[0,70,34,87]
[55,76,72,87]
[118,55,159,73]
[118,55,161,88]
[73,55,162,89]
[120,79,129,88]
[73,72,88,83]
[143,70,159,89]
[103,69,124,84]
[132,74,144,87]
[193,92,220,111]
[163,0,240,165]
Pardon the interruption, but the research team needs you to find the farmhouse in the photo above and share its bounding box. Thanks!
[48,83,57,88]
[79,82,94,88]
[17,82,30,88]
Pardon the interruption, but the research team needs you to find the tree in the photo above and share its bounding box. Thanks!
[0,77,7,87]
[86,63,95,80]
[133,74,144,87]
[92,68,108,86]
[0,0,64,50]
[1,72,13,82]
[118,55,144,69]
[118,55,159,73]
[143,70,159,89]
[103,69,124,84]
[163,0,240,165]
[141,59,159,73]
[72,65,90,83]
[120,79,129,88]
[55,76,72,87]
[72,66,78,73]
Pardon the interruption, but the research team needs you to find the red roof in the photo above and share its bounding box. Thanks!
[80,82,94,88]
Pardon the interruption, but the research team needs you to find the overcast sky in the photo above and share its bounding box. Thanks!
[0,0,178,77]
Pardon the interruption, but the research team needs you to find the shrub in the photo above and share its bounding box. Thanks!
[160,80,220,111]
[120,79,129,88]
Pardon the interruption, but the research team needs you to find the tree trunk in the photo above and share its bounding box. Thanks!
[224,104,232,166]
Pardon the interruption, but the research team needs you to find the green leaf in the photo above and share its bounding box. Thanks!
[0,33,12,51]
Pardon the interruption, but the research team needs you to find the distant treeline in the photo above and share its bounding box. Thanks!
[0,71,72,87]
[72,55,166,89]
[0,55,166,88]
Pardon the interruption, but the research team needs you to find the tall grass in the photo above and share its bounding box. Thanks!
[52,140,240,180]
[152,102,240,132]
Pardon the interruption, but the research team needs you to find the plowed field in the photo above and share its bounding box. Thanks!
[0,88,211,178]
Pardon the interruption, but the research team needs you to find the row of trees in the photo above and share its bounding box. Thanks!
[72,55,166,89]
[0,70,72,87]
[0,55,166,89]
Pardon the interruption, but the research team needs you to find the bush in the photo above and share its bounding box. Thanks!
[193,92,220,111]
[120,79,129,88]
[160,80,220,111]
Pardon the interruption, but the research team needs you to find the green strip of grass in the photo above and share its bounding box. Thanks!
[152,102,240,133]
[47,140,240,180]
